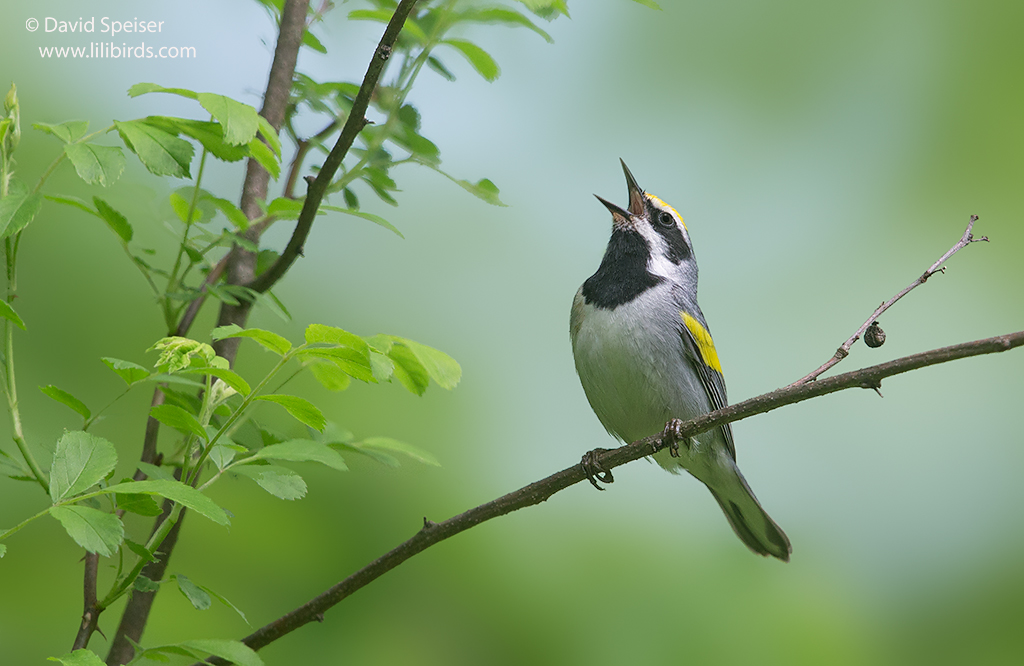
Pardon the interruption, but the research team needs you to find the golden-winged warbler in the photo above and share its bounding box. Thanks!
[570,161,791,561]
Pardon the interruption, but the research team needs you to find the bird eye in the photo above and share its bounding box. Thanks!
[657,211,674,227]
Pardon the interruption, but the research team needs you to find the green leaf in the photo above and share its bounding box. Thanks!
[47,649,107,666]
[209,442,244,470]
[202,585,249,625]
[128,82,199,99]
[0,297,25,330]
[308,361,351,391]
[0,543,6,558]
[62,143,126,187]
[359,436,441,466]
[458,8,553,42]
[211,324,291,355]
[92,197,133,242]
[149,336,218,373]
[143,116,248,162]
[387,344,430,395]
[255,114,282,157]
[630,0,662,9]
[233,464,307,500]
[134,575,161,592]
[40,385,91,422]
[0,179,44,239]
[321,205,403,238]
[348,8,394,23]
[124,539,159,562]
[204,195,249,229]
[33,120,90,143]
[367,350,395,382]
[49,431,117,502]
[396,338,461,389]
[297,347,375,383]
[114,120,194,178]
[101,357,150,386]
[102,480,229,525]
[49,506,124,557]
[252,439,347,471]
[173,573,212,610]
[302,29,327,53]
[197,93,260,146]
[180,639,263,666]
[117,493,163,516]
[136,461,174,481]
[44,194,96,217]
[181,366,251,396]
[454,177,505,206]
[304,323,369,355]
[255,395,326,432]
[427,56,456,81]
[150,404,207,441]
[442,39,501,82]
[265,197,305,219]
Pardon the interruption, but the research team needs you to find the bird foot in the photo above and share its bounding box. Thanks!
[581,448,614,490]
[660,419,691,458]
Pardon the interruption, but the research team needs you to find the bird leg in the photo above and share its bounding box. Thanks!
[581,448,614,490]
[660,418,691,458]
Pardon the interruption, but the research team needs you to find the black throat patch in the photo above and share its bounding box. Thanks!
[581,228,662,309]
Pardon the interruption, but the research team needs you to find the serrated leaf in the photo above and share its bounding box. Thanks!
[114,120,194,178]
[117,493,163,516]
[196,93,260,146]
[173,573,212,610]
[50,431,117,502]
[102,480,229,525]
[0,179,44,239]
[233,464,307,500]
[423,165,506,206]
[101,357,150,386]
[211,324,291,355]
[265,197,305,219]
[367,350,395,382]
[321,205,403,238]
[40,385,91,421]
[255,395,326,431]
[150,404,207,441]
[360,436,440,466]
[180,640,263,666]
[395,338,461,389]
[49,506,124,557]
[62,144,126,187]
[209,442,243,470]
[442,39,501,81]
[47,649,107,666]
[252,439,346,471]
[92,197,133,242]
[0,297,25,330]
[33,120,90,143]
[255,115,282,157]
[304,324,368,354]
[149,336,218,373]
[143,116,248,162]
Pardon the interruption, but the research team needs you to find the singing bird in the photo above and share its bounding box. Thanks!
[570,161,791,561]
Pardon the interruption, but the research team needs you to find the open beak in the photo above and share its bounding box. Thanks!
[594,194,631,227]
[620,159,645,217]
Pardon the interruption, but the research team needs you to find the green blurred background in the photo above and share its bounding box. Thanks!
[2,0,1024,663]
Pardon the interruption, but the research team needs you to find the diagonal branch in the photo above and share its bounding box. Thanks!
[249,0,421,294]
[791,215,988,386]
[197,330,1024,662]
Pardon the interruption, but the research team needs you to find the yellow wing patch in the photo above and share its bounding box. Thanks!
[646,193,686,229]
[681,312,722,373]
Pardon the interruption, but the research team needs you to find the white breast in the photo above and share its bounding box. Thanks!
[570,283,710,444]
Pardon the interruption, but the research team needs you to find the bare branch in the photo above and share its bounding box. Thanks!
[196,330,1024,662]
[71,553,99,650]
[249,0,421,294]
[791,215,988,386]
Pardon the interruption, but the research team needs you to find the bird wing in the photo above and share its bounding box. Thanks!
[678,309,736,460]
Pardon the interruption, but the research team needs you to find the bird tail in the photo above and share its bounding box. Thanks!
[707,466,791,562]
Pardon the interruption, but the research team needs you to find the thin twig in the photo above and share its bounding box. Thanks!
[196,330,1024,663]
[249,0,421,294]
[790,215,988,386]
[174,253,230,337]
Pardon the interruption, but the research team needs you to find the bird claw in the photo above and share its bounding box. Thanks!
[661,419,689,458]
[581,448,614,490]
